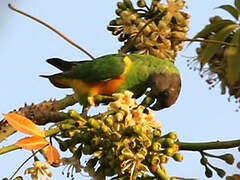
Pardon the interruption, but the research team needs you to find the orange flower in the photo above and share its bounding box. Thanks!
[4,113,60,166]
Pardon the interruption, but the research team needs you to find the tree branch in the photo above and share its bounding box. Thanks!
[178,139,240,151]
[0,94,78,142]
[172,38,238,47]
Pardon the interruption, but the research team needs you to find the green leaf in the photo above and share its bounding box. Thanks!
[234,0,240,12]
[199,24,238,66]
[194,20,235,39]
[226,28,240,86]
[216,5,239,20]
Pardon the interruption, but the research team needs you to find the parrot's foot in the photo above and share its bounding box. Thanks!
[81,106,90,118]
[140,96,155,109]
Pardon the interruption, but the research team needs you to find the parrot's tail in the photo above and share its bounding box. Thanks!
[40,74,71,88]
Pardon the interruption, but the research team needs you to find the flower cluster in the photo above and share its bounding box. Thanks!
[57,91,182,179]
[107,0,190,60]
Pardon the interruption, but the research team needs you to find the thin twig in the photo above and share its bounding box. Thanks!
[8,4,95,60]
[9,148,44,180]
[172,38,238,47]
[178,139,240,151]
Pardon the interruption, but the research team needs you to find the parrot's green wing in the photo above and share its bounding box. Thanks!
[55,54,126,82]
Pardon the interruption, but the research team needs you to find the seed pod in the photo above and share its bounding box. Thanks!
[219,153,234,165]
[200,157,208,165]
[205,166,213,178]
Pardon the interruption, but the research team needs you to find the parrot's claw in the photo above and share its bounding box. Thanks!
[81,106,90,118]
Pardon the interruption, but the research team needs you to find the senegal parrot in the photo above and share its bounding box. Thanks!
[41,54,181,113]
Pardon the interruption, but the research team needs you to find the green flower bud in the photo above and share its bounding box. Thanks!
[171,144,179,152]
[137,0,146,7]
[88,118,100,129]
[151,155,160,166]
[160,154,168,164]
[101,124,112,135]
[110,132,122,141]
[68,129,81,137]
[68,109,82,120]
[143,136,152,148]
[116,110,125,121]
[123,0,134,9]
[104,115,114,127]
[153,129,162,137]
[109,20,117,26]
[167,132,178,140]
[163,138,175,147]
[173,153,183,162]
[138,147,148,157]
[132,125,142,135]
[115,8,122,16]
[152,142,161,152]
[113,122,121,132]
[117,2,127,9]
[164,148,175,156]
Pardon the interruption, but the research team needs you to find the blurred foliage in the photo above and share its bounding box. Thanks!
[188,0,240,109]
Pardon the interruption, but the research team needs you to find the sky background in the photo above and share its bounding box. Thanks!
[0,0,239,179]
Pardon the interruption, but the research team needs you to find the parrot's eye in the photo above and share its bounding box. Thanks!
[163,90,169,96]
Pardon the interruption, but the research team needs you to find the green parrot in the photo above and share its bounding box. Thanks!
[41,53,181,112]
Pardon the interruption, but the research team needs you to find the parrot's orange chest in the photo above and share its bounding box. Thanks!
[71,77,125,96]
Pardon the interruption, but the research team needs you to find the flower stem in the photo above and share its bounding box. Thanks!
[178,139,240,151]
[172,38,238,47]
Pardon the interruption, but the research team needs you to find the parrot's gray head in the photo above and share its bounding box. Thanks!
[148,72,181,110]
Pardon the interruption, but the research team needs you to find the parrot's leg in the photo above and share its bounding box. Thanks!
[81,105,90,118]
